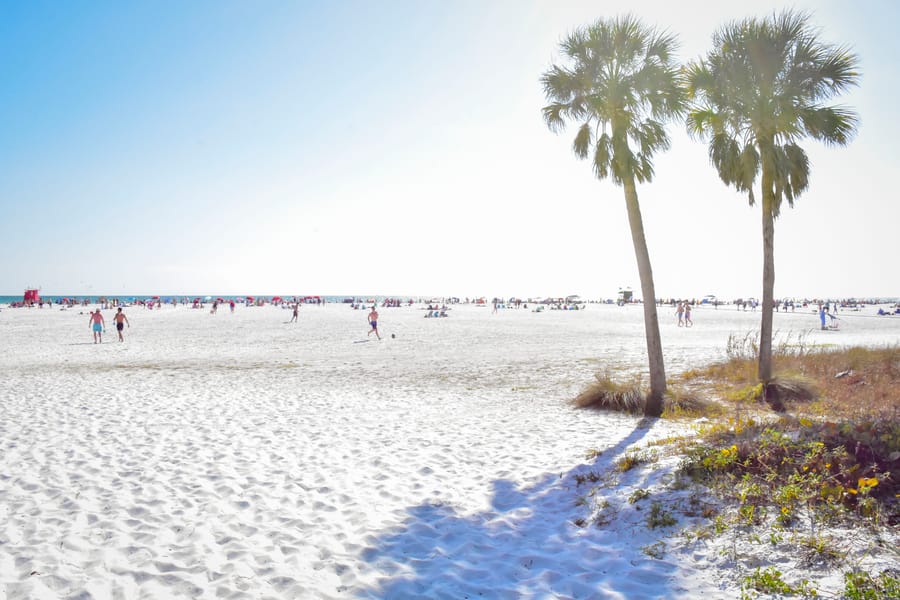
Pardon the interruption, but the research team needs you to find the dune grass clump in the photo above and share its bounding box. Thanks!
[615,449,658,472]
[572,374,645,414]
[762,376,818,412]
[572,374,718,418]
[663,388,720,418]
[646,501,677,529]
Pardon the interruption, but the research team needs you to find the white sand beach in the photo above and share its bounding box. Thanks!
[1,302,898,599]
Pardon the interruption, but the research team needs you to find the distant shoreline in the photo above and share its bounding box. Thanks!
[3,294,899,305]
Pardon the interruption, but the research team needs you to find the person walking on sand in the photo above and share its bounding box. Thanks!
[89,309,105,343]
[676,301,685,327]
[112,307,130,342]
[367,306,381,339]
[290,302,299,323]
[684,301,693,327]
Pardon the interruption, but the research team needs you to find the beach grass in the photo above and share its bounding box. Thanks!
[572,373,719,417]
[571,373,645,414]
[574,344,899,596]
[679,345,899,513]
[674,345,899,596]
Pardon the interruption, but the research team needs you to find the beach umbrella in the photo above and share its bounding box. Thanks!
[246,296,254,300]
[272,296,282,302]
[216,297,224,302]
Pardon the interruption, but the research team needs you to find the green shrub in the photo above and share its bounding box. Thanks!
[646,502,677,529]
[843,570,900,600]
[741,567,817,598]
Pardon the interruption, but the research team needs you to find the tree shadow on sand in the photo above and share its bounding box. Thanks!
[357,416,684,599]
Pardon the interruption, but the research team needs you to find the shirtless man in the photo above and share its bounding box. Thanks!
[290,303,299,323]
[367,306,381,339]
[89,309,105,343]
[112,307,130,341]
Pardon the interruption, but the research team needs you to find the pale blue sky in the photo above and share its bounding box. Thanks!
[1,1,897,299]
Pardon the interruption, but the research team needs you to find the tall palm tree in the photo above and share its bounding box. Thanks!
[686,10,859,385]
[541,15,685,417]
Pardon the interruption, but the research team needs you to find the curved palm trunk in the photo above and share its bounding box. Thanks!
[758,165,776,383]
[622,177,667,416]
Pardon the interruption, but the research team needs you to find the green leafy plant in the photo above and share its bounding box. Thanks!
[616,449,657,472]
[741,567,818,598]
[843,570,900,600]
[646,502,677,529]
[628,489,650,504]
[797,534,845,567]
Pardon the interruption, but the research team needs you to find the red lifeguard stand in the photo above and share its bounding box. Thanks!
[24,289,40,306]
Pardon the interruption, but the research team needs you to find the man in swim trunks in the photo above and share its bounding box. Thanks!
[368,306,381,339]
[112,307,130,342]
[89,309,105,344]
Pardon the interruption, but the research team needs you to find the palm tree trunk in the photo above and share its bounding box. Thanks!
[758,163,776,383]
[622,177,667,416]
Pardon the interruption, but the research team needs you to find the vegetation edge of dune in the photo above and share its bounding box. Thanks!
[572,344,899,597]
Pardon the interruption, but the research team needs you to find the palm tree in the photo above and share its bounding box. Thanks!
[541,15,685,417]
[686,10,859,386]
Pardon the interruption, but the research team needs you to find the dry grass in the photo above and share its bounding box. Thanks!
[763,376,818,412]
[680,345,900,420]
[676,345,900,526]
[572,375,718,417]
[779,346,900,420]
[572,374,644,414]
[575,345,898,423]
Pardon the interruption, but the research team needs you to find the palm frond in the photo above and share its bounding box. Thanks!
[541,103,568,134]
[799,105,858,145]
[540,65,579,102]
[780,143,810,208]
[684,60,714,99]
[573,122,592,159]
[816,46,861,96]
[685,108,719,139]
[592,133,612,180]
[738,144,760,201]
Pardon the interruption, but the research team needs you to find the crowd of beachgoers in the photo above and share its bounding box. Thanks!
[4,294,898,311]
